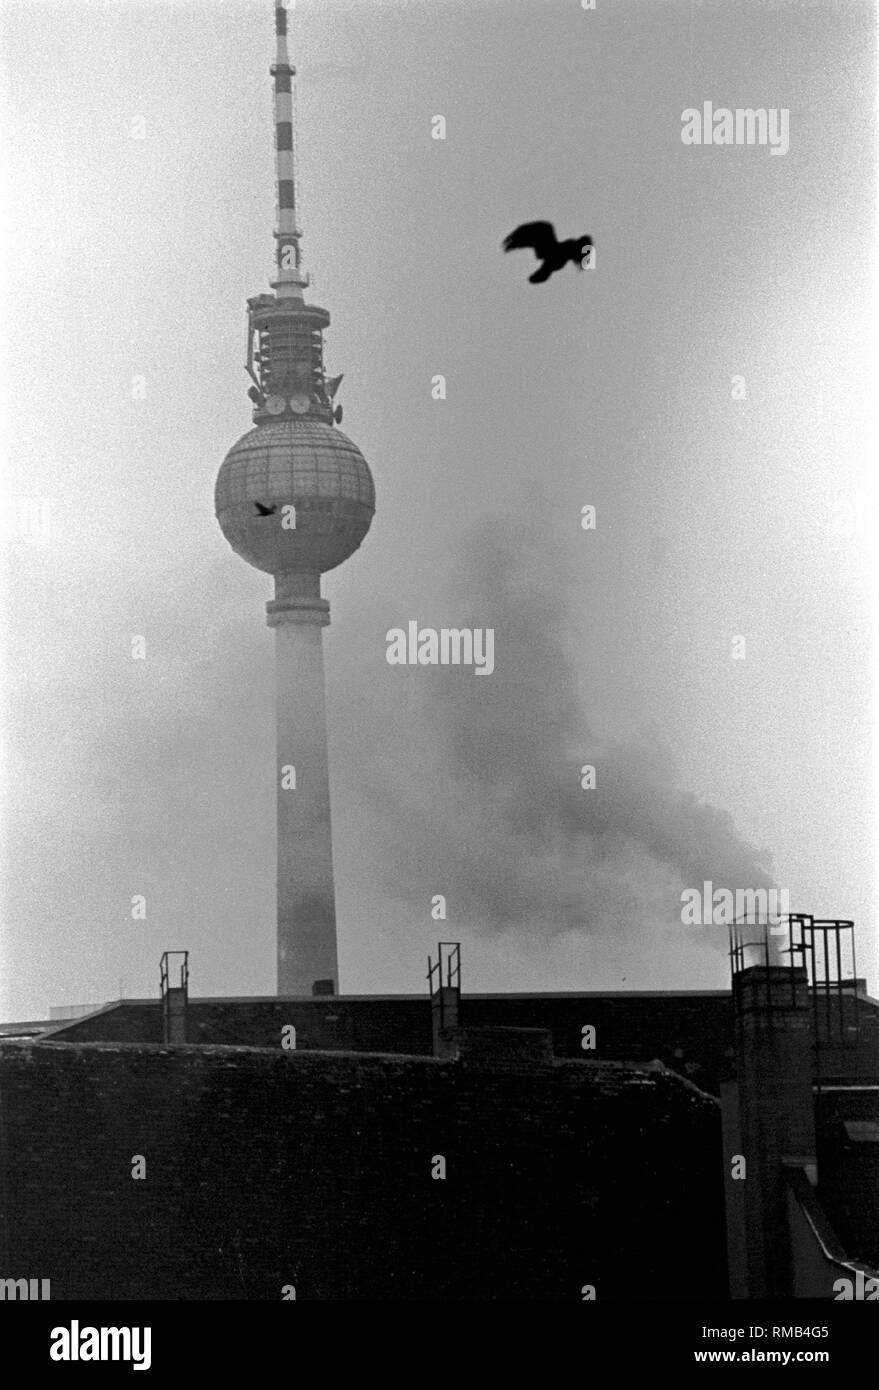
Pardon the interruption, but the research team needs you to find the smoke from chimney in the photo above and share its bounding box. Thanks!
[355,521,777,962]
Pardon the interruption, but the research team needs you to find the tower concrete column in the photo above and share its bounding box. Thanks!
[267,571,338,995]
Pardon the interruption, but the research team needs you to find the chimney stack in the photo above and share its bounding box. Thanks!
[160,951,190,1044]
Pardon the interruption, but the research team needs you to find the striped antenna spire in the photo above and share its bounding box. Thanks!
[271,1,306,298]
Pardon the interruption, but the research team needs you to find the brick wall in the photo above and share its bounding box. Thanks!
[0,1040,727,1301]
[47,991,736,1092]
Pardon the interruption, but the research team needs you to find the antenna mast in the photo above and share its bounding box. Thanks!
[271,1,307,298]
[244,0,342,424]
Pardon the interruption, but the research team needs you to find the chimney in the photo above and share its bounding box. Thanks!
[160,951,189,1044]
[723,921,816,1298]
[428,942,460,1058]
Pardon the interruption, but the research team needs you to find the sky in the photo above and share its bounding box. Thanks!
[0,0,875,1019]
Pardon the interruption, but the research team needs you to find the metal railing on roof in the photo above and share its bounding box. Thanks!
[729,914,859,1053]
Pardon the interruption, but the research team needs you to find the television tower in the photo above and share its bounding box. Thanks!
[215,2,375,996]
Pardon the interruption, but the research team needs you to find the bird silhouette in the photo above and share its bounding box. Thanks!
[253,501,277,517]
[503,221,593,283]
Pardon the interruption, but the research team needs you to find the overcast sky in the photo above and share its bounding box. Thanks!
[0,0,875,1019]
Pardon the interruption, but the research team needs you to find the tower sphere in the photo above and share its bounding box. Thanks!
[215,419,375,576]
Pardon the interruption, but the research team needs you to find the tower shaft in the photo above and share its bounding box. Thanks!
[267,574,338,995]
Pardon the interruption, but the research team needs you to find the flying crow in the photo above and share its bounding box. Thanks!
[253,501,277,517]
[502,221,593,283]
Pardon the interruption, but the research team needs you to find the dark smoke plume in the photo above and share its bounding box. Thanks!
[360,521,776,951]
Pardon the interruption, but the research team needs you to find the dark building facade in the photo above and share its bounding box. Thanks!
[0,1038,725,1301]
[2,923,877,1302]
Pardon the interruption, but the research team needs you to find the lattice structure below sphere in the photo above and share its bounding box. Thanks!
[215,420,375,575]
